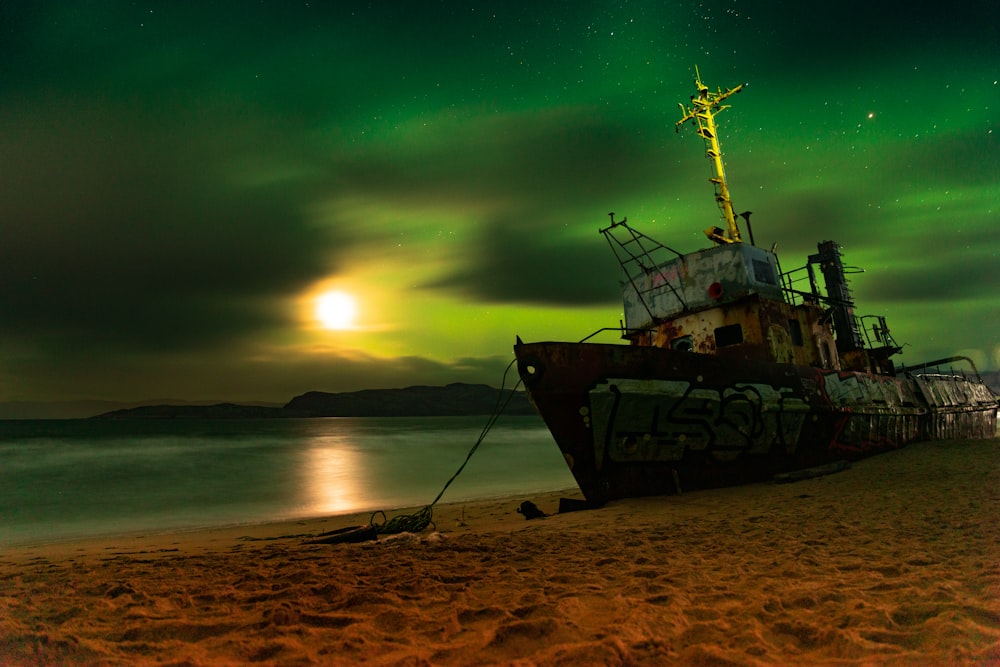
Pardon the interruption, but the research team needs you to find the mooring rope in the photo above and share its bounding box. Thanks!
[368,358,524,535]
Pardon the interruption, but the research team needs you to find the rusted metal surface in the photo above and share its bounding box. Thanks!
[638,294,839,370]
[515,341,998,505]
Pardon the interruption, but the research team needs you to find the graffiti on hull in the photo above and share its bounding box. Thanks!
[815,368,995,449]
[587,378,810,466]
[818,370,919,409]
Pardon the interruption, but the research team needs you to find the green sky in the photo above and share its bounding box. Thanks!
[1,1,997,406]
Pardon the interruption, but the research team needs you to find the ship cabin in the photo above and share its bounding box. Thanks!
[612,231,899,376]
[619,240,835,368]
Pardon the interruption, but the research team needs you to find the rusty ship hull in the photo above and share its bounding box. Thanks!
[514,341,997,505]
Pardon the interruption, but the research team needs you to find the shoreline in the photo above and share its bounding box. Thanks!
[3,437,998,665]
[3,485,586,559]
[0,482,582,552]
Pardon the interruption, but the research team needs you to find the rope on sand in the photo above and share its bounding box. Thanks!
[369,505,434,535]
[367,358,523,536]
[306,359,524,544]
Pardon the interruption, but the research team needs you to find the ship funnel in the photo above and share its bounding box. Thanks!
[810,241,864,352]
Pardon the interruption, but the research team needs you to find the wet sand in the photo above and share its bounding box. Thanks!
[2,437,998,665]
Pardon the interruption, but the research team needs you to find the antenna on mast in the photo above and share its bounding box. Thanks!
[675,66,746,245]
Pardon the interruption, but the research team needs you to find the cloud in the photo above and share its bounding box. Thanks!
[328,106,678,214]
[423,216,622,306]
[721,1,1000,75]
[0,97,344,355]
[898,129,998,188]
[857,245,998,303]
[321,106,683,306]
[2,0,998,407]
[0,338,515,403]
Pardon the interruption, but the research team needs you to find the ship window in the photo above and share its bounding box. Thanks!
[752,259,776,285]
[671,336,694,352]
[788,319,804,346]
[714,324,744,347]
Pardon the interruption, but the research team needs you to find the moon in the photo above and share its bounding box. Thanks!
[315,291,358,330]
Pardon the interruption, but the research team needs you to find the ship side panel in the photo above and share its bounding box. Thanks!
[514,342,616,501]
[515,341,834,503]
[643,293,838,373]
[910,374,999,439]
[810,369,924,454]
[515,341,995,504]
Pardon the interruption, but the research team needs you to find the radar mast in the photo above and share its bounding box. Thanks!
[675,66,745,244]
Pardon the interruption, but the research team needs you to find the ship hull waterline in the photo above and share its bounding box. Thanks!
[514,340,997,506]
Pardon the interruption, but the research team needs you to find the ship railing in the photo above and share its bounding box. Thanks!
[599,215,686,274]
[896,355,985,384]
[600,216,688,321]
[578,326,653,343]
[858,315,901,353]
[779,265,819,306]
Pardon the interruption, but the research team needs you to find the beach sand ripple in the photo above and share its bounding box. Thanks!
[1,437,998,665]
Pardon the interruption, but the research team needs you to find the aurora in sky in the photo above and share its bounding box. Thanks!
[1,2,997,413]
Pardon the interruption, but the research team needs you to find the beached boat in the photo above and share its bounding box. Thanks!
[513,68,998,506]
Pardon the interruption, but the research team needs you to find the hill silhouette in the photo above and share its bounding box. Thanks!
[94,383,534,419]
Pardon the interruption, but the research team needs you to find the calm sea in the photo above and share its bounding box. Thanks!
[0,416,576,546]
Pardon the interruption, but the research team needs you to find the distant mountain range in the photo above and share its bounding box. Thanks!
[0,399,258,420]
[3,371,997,420]
[88,383,536,420]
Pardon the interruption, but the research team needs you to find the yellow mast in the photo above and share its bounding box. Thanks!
[675,66,745,244]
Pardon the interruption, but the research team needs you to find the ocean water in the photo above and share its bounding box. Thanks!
[0,415,576,546]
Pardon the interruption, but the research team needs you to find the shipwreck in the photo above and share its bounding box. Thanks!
[514,68,998,505]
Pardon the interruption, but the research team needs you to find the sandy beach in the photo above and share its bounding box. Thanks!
[2,437,998,666]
